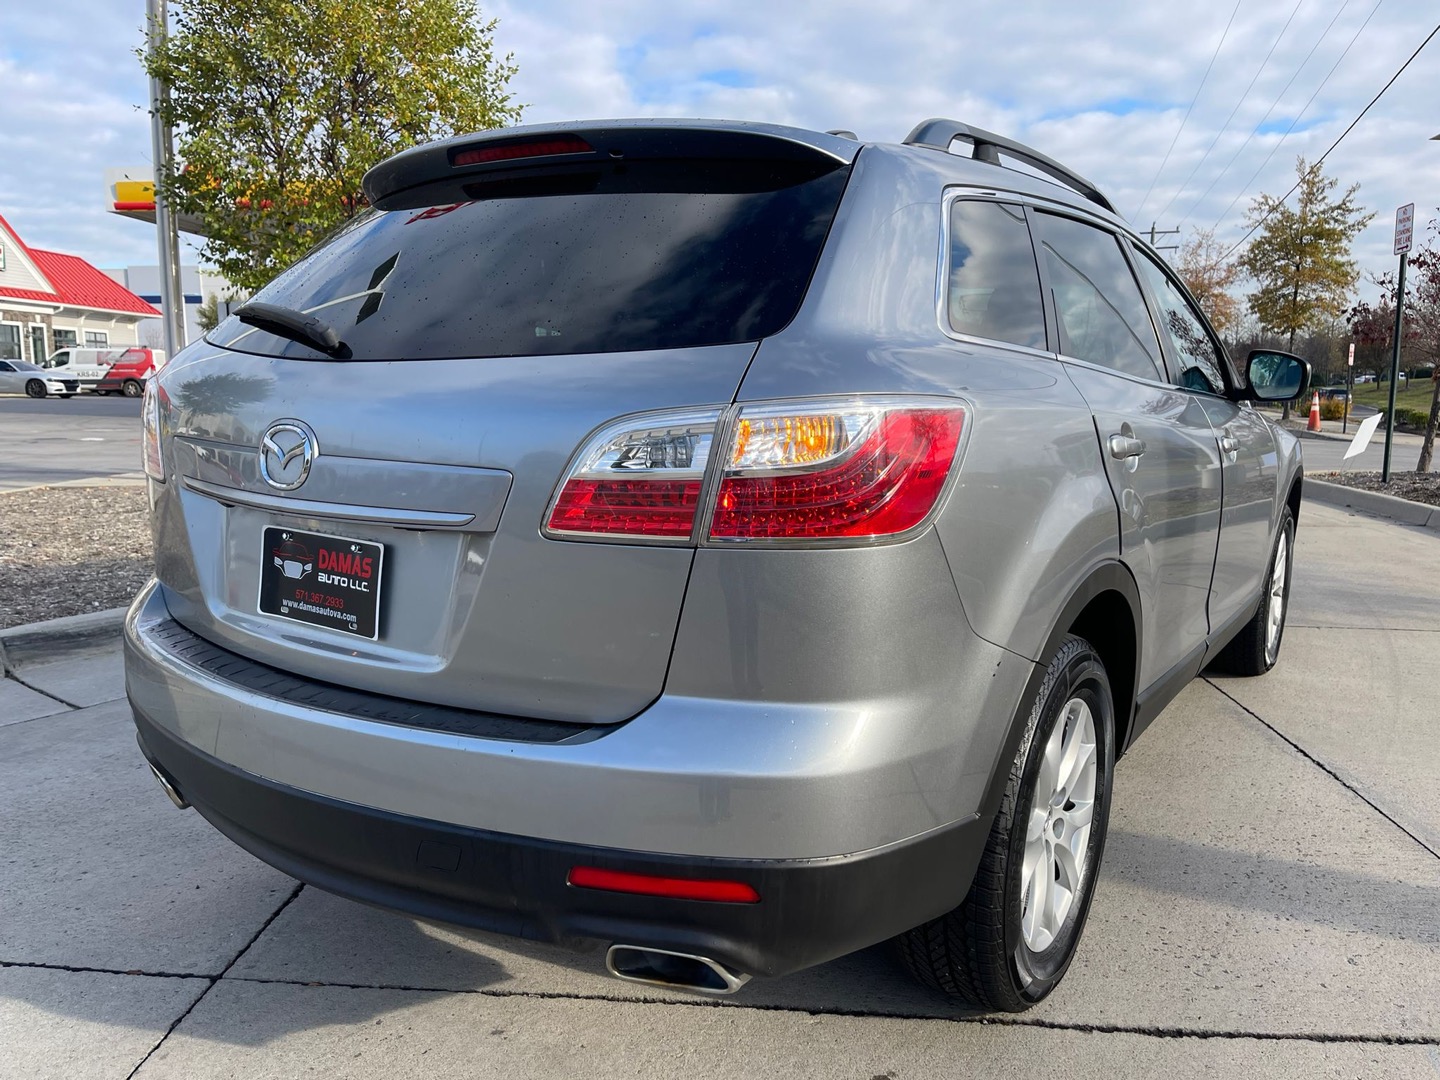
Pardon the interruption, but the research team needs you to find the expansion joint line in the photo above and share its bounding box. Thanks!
[1204,678,1440,863]
[123,882,305,1079]
[180,972,1440,1048]
[1,671,80,710]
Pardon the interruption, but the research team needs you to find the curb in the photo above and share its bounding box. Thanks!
[1304,478,1440,532]
[0,607,128,676]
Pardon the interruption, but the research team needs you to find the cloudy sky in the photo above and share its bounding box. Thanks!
[2,0,1436,296]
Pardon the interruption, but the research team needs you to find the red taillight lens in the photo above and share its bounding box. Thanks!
[451,135,594,167]
[547,477,702,538]
[545,401,965,544]
[568,866,760,904]
[544,409,721,541]
[710,406,964,540]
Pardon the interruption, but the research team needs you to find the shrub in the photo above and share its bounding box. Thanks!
[1394,407,1433,431]
[1320,399,1348,421]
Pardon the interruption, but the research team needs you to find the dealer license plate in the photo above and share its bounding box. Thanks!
[258,527,384,639]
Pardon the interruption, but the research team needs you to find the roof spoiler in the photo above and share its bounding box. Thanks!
[904,119,1116,215]
[363,120,859,209]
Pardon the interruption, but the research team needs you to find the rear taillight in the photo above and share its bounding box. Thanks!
[546,399,966,545]
[544,410,720,540]
[710,403,964,540]
[142,380,165,482]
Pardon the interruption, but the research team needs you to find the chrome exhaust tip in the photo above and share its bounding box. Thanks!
[147,761,190,810]
[605,945,751,996]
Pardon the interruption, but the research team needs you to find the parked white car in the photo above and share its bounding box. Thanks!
[0,359,77,398]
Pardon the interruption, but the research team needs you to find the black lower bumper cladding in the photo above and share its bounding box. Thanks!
[132,708,987,978]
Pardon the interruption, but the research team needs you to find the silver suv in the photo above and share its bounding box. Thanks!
[125,118,1308,1011]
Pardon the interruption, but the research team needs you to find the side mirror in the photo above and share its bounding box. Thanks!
[1245,349,1311,402]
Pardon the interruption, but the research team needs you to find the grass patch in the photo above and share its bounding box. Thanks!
[1346,381,1437,413]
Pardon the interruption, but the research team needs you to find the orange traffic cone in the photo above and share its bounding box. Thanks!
[1307,391,1322,432]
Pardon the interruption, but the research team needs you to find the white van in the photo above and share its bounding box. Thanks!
[46,347,167,392]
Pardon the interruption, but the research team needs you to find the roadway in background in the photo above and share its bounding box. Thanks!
[0,396,143,490]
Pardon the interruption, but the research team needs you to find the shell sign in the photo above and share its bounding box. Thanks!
[105,167,206,236]
[113,178,157,212]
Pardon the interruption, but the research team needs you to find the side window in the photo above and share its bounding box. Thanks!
[1033,213,1164,381]
[946,200,1046,351]
[0,361,14,372]
[1133,254,1229,396]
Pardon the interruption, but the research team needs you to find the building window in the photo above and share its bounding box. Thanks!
[84,331,109,347]
[53,329,77,352]
[0,324,21,361]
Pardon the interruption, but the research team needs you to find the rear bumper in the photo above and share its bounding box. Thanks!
[125,576,1031,861]
[134,705,987,977]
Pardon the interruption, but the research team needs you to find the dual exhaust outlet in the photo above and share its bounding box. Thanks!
[145,755,749,996]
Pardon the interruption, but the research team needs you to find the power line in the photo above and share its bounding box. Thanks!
[1130,0,1243,222]
[1160,0,1305,226]
[1211,0,1385,240]
[1174,0,1355,229]
[1219,17,1440,262]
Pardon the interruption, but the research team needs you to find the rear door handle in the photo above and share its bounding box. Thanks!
[1108,434,1146,461]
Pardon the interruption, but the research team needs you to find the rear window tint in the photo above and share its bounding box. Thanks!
[946,200,1046,351]
[207,160,850,361]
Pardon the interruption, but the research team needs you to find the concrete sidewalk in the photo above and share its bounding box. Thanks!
[3,501,1439,1078]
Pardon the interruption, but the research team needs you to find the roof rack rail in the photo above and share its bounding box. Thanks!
[903,119,1116,215]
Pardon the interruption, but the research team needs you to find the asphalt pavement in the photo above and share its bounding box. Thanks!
[1298,421,1428,473]
[2,499,1439,1078]
[0,396,143,490]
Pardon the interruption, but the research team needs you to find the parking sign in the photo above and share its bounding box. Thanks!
[1395,203,1414,255]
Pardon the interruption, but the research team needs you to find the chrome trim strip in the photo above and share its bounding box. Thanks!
[182,476,475,529]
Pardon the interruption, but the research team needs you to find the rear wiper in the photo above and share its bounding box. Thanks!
[234,302,351,359]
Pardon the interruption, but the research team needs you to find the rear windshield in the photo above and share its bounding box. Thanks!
[208,159,850,361]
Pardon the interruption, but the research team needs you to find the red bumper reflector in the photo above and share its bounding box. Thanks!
[451,135,594,167]
[567,866,760,904]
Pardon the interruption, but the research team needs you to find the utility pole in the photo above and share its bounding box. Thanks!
[146,0,188,359]
[1147,222,1181,253]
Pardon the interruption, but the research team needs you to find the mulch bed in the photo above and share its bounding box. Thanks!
[1309,470,1440,508]
[0,485,152,630]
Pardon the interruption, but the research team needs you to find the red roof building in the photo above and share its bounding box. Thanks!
[0,210,161,365]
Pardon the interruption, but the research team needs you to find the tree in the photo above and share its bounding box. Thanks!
[1175,228,1241,337]
[144,0,521,293]
[1240,157,1373,417]
[195,292,221,333]
[1346,279,1409,388]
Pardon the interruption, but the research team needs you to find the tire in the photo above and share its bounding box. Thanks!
[897,635,1116,1012]
[25,379,47,398]
[122,379,144,398]
[1208,509,1294,677]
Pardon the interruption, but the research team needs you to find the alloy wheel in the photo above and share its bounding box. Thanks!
[1264,529,1288,665]
[1020,696,1097,953]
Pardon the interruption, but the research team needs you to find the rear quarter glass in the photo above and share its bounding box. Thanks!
[206,159,851,362]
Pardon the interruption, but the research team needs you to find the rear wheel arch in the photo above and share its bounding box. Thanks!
[1285,472,1302,529]
[1065,587,1138,755]
[979,562,1140,821]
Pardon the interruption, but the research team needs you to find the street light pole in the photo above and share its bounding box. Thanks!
[145,0,187,359]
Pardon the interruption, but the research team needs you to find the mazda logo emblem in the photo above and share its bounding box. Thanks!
[259,420,318,490]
